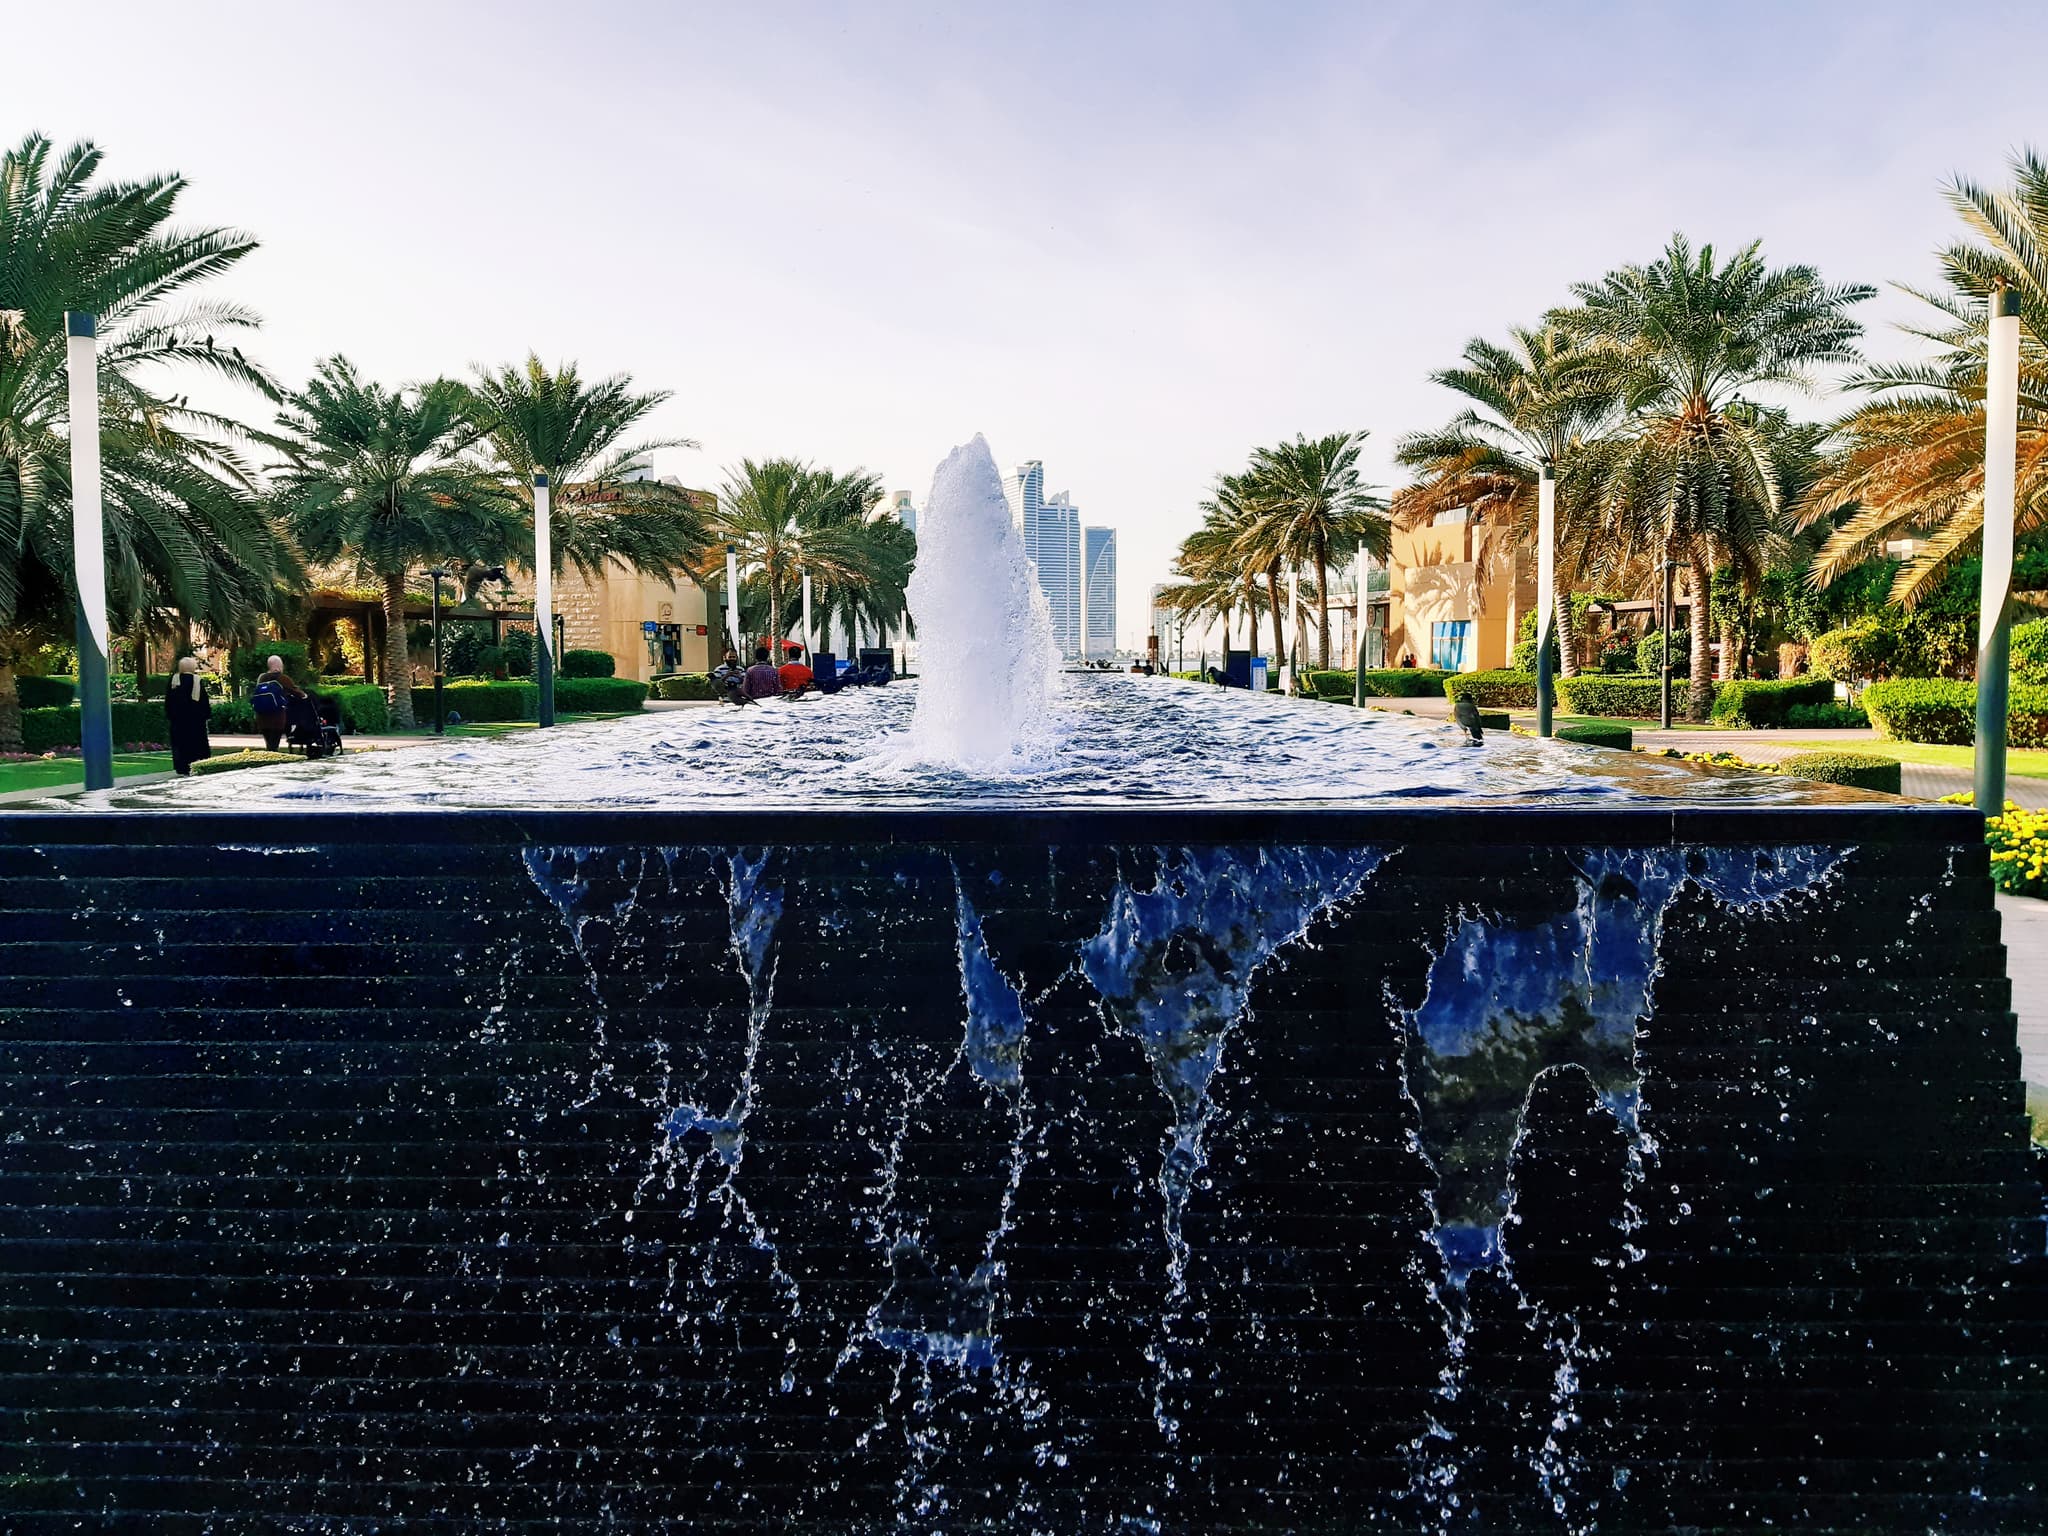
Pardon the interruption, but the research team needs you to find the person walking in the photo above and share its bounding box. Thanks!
[163,657,212,775]
[742,646,783,700]
[250,655,306,751]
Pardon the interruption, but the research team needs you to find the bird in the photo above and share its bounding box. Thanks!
[1452,694,1484,744]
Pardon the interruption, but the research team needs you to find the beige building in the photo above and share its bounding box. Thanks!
[1384,509,1533,673]
[552,558,714,681]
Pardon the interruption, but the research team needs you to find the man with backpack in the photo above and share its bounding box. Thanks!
[250,655,306,751]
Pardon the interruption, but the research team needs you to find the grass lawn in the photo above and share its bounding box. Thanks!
[1785,739,2048,780]
[0,752,171,796]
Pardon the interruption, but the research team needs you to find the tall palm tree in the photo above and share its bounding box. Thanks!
[264,357,521,727]
[0,134,294,750]
[1392,326,1618,676]
[1798,149,2048,607]
[1237,434,1388,667]
[1166,483,1271,657]
[1555,236,1871,717]
[703,460,888,652]
[466,355,709,586]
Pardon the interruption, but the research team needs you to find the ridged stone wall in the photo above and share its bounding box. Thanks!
[0,807,2042,1533]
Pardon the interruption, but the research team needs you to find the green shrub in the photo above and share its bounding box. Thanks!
[19,700,178,752]
[1709,677,1835,728]
[1359,667,1450,697]
[230,642,313,688]
[1307,670,1354,700]
[139,671,224,700]
[442,679,539,722]
[190,749,303,776]
[1444,670,1535,707]
[2014,618,2048,686]
[1780,751,1903,795]
[16,676,74,709]
[1556,722,1633,749]
[1554,676,1672,718]
[553,677,649,713]
[654,673,718,702]
[328,683,389,734]
[1784,701,1869,729]
[211,697,256,733]
[561,649,616,679]
[1861,679,2048,748]
[1635,629,1688,676]
[469,644,509,679]
[1476,711,1510,731]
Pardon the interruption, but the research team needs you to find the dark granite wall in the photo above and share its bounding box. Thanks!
[0,808,2041,1533]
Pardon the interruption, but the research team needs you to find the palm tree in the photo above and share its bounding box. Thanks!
[0,134,294,751]
[1798,150,2048,607]
[264,357,521,727]
[1165,484,1271,658]
[1392,326,1618,677]
[1237,434,1388,667]
[1555,236,1871,717]
[466,355,709,588]
[703,460,889,652]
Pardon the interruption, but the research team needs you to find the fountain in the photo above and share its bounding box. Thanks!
[0,439,2041,1532]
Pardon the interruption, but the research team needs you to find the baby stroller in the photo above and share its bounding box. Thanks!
[287,691,345,759]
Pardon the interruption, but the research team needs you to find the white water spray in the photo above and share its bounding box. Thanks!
[904,435,1059,768]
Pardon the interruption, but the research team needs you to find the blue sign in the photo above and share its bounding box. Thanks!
[642,621,658,634]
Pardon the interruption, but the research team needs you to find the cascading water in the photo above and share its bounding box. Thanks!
[901,434,1060,769]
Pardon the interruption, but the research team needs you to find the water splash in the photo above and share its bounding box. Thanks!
[901,435,1059,769]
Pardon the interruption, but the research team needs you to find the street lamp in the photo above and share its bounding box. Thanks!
[533,472,554,729]
[1536,460,1556,739]
[1975,281,2023,813]
[64,313,113,790]
[427,568,451,735]
[1658,553,1678,732]
[725,542,741,654]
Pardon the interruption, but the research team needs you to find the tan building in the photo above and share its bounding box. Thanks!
[552,558,714,681]
[1384,509,1533,673]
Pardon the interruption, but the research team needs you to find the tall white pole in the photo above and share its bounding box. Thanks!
[725,544,742,654]
[533,472,555,727]
[1536,462,1557,738]
[1286,564,1301,688]
[1975,283,2023,811]
[64,313,113,790]
[801,569,815,659]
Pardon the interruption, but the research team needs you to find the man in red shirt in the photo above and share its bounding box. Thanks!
[778,642,815,696]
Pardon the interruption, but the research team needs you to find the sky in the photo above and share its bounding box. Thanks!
[11,0,2048,648]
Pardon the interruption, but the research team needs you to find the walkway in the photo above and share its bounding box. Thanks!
[2001,895,2048,1103]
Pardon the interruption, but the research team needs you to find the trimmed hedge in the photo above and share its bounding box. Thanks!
[329,683,389,734]
[654,674,718,701]
[561,649,616,679]
[1476,711,1510,731]
[1709,677,1835,728]
[1556,722,1633,749]
[1781,751,1903,795]
[1784,702,1869,729]
[20,701,177,753]
[442,680,540,722]
[1341,667,1451,698]
[190,749,304,777]
[1554,676,1675,718]
[1307,670,1354,700]
[16,676,74,709]
[554,677,649,713]
[1444,670,1536,708]
[1861,678,2048,748]
[211,697,257,733]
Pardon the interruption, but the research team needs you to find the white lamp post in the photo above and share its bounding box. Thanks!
[64,313,113,790]
[1975,282,2023,812]
[1536,460,1557,738]
[533,472,554,727]
[725,543,742,655]
[1351,544,1370,708]
[801,568,815,661]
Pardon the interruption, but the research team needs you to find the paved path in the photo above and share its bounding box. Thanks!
[1355,698,2048,807]
[2001,894,2048,1102]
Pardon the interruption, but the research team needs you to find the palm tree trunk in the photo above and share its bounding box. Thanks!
[0,629,23,756]
[1315,548,1333,670]
[383,570,415,728]
[1265,562,1285,669]
[1719,620,1739,682]
[768,584,782,660]
[1686,553,1714,722]
[1555,578,1579,678]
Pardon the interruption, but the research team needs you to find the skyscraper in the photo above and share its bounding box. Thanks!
[1004,460,1083,657]
[1082,526,1116,659]
[886,489,917,536]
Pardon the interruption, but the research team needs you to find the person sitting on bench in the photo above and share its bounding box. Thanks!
[742,646,783,700]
